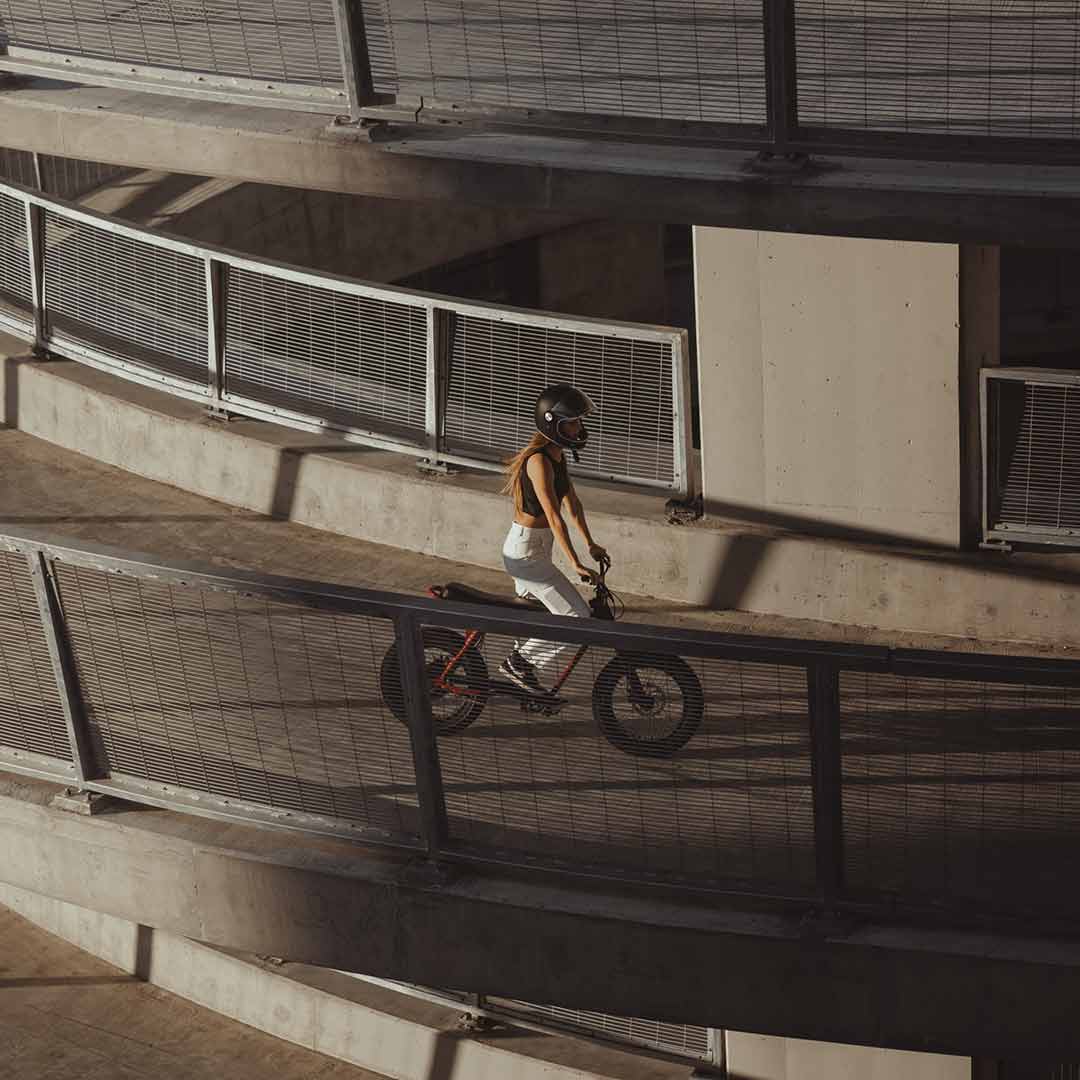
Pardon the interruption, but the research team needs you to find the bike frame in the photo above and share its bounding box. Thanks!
[434,630,589,699]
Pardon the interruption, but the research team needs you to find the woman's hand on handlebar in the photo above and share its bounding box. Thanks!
[588,544,610,568]
[575,563,600,586]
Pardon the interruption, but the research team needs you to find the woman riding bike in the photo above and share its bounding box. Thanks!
[499,383,609,695]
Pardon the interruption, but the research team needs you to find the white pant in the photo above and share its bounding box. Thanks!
[502,523,590,671]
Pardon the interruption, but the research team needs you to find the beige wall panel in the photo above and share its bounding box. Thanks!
[726,1031,970,1080]
[696,228,961,546]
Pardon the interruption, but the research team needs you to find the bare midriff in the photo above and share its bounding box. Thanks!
[513,510,550,529]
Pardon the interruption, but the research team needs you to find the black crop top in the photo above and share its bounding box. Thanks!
[519,449,571,517]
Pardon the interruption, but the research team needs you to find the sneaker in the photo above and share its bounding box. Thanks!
[499,651,547,695]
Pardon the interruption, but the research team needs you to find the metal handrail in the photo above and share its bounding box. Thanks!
[5,2,1080,165]
[0,176,694,495]
[4,525,1080,928]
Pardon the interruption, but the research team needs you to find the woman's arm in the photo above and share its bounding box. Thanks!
[526,454,595,581]
[563,483,608,565]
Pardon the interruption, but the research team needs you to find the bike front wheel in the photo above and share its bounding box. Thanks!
[380,627,489,736]
[593,653,704,758]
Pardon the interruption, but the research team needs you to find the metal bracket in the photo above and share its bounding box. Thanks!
[416,458,453,476]
[50,788,115,816]
[979,539,1013,553]
[665,495,703,525]
[455,1011,498,1034]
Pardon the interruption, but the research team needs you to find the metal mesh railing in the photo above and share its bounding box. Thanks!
[0,551,72,765]
[0,189,31,331]
[42,207,209,388]
[795,2,1080,140]
[8,2,1080,160]
[359,0,767,126]
[223,262,429,440]
[0,178,693,495]
[444,313,680,489]
[841,669,1080,919]
[983,369,1080,544]
[53,560,420,837]
[428,625,814,889]
[0,0,347,107]
[488,997,714,1062]
[3,527,1080,928]
[0,149,134,201]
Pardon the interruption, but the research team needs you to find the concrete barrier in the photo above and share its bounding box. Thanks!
[5,336,1080,648]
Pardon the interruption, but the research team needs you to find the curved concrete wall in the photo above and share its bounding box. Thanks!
[0,769,1076,1062]
[5,341,1080,648]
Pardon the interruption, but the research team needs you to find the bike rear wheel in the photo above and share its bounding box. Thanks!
[593,653,704,758]
[380,627,489,736]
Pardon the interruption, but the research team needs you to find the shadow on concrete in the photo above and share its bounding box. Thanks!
[0,975,140,987]
[109,173,210,226]
[2,354,28,430]
[0,514,250,525]
[134,923,153,981]
[698,495,1080,614]
[269,443,383,522]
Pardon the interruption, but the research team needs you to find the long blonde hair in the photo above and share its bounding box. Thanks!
[502,432,551,510]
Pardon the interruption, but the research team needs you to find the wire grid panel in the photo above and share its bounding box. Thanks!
[223,265,429,439]
[41,208,209,386]
[443,313,678,488]
[52,561,422,840]
[358,0,767,125]
[990,379,1080,535]
[0,0,345,88]
[0,149,37,189]
[0,552,73,765]
[841,670,1080,918]
[488,997,712,1062]
[421,624,815,889]
[38,158,133,201]
[796,2,1080,140]
[0,190,32,324]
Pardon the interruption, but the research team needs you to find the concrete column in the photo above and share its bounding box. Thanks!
[693,228,961,547]
[725,1031,970,1080]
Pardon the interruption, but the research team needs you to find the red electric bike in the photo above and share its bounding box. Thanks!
[380,559,704,758]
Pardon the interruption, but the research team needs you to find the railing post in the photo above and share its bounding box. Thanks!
[393,613,449,856]
[22,198,46,356]
[205,258,226,416]
[764,0,799,154]
[424,306,449,469]
[671,328,698,500]
[331,0,380,120]
[807,661,843,908]
[26,550,96,784]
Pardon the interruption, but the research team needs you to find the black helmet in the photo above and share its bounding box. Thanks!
[535,383,597,454]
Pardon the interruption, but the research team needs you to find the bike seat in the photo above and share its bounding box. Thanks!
[434,583,545,611]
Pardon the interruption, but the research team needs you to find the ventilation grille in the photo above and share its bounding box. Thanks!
[0,552,72,764]
[991,380,1080,535]
[443,313,677,486]
[54,562,421,839]
[796,2,1080,139]
[223,265,429,438]
[42,208,208,385]
[359,0,767,125]
[0,0,344,87]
